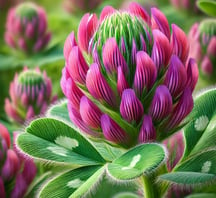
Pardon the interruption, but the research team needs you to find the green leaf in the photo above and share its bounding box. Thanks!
[186,193,216,198]
[92,141,125,162]
[183,88,216,158]
[107,143,166,180]
[175,149,216,175]
[25,172,52,198]
[40,166,102,198]
[17,118,105,166]
[197,0,216,17]
[70,166,106,198]
[47,100,125,161]
[47,100,71,124]
[159,172,216,185]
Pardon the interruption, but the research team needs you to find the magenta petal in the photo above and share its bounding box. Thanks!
[120,89,144,124]
[10,174,27,198]
[133,51,157,97]
[138,115,156,143]
[4,99,23,124]
[163,131,184,171]
[102,37,128,76]
[18,38,27,52]
[80,96,102,129]
[1,149,20,182]
[201,56,213,75]
[186,58,199,91]
[64,32,77,60]
[25,23,35,39]
[164,55,187,98]
[21,160,37,184]
[128,2,151,25]
[68,102,99,137]
[26,106,35,120]
[151,7,170,39]
[171,24,189,64]
[78,13,98,52]
[60,67,70,96]
[86,63,117,107]
[65,78,84,111]
[149,85,172,122]
[117,66,129,97]
[0,123,10,148]
[67,46,89,84]
[166,88,193,130]
[207,36,216,57]
[99,6,115,22]
[151,29,172,71]
[101,114,129,144]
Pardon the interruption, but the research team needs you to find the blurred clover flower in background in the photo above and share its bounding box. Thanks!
[61,2,199,147]
[5,67,57,124]
[4,2,51,54]
[188,19,216,77]
[0,123,36,198]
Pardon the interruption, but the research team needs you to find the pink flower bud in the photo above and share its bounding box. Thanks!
[151,29,172,70]
[101,114,129,144]
[5,67,56,124]
[128,2,151,25]
[86,63,117,107]
[5,2,51,53]
[171,24,189,64]
[163,131,184,171]
[63,32,77,60]
[120,89,144,124]
[117,66,129,97]
[201,56,213,75]
[164,55,187,98]
[80,96,102,129]
[68,102,99,137]
[138,115,156,143]
[0,123,11,148]
[151,7,170,39]
[186,58,199,91]
[67,46,89,84]
[10,174,27,198]
[149,85,172,122]
[102,37,128,76]
[99,6,115,22]
[165,88,193,130]
[207,36,216,57]
[1,149,20,182]
[134,51,157,97]
[78,13,98,52]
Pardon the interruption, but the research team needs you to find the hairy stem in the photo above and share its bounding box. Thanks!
[141,174,155,198]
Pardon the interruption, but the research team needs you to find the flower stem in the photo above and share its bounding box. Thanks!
[141,174,155,198]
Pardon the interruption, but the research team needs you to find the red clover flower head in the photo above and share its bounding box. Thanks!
[61,2,198,147]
